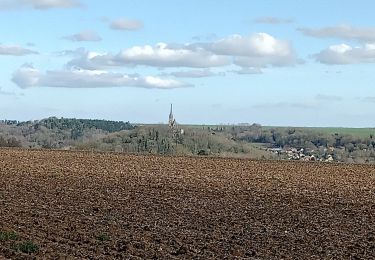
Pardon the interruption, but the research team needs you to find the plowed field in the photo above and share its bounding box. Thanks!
[1,149,374,259]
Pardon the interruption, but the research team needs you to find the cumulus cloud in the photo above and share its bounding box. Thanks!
[210,33,289,56]
[56,47,85,56]
[208,33,299,67]
[66,33,299,71]
[234,55,298,68]
[0,44,38,56]
[65,49,116,69]
[63,31,102,42]
[168,69,221,78]
[298,24,375,43]
[229,67,262,75]
[109,18,143,31]
[314,43,375,64]
[117,43,230,67]
[254,16,294,24]
[67,44,230,69]
[0,0,82,10]
[12,64,191,89]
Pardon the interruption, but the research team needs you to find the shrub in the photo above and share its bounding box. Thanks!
[197,149,209,156]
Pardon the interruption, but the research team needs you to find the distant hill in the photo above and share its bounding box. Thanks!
[0,117,134,149]
[31,117,134,138]
[1,118,375,163]
[75,124,272,159]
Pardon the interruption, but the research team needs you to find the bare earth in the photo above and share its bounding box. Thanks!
[0,149,374,259]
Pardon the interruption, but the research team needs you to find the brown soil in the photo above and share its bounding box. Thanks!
[0,149,374,259]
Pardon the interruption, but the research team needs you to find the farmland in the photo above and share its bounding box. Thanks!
[264,126,375,139]
[1,149,375,259]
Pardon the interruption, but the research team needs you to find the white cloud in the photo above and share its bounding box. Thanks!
[12,64,191,89]
[118,43,230,68]
[64,49,114,69]
[0,0,82,10]
[314,43,375,64]
[210,33,290,56]
[67,44,230,69]
[12,64,41,87]
[209,33,299,67]
[63,31,102,42]
[110,18,143,31]
[254,17,294,24]
[229,67,262,75]
[0,44,38,56]
[168,69,220,78]
[66,33,299,70]
[329,44,352,53]
[234,55,299,68]
[298,24,375,43]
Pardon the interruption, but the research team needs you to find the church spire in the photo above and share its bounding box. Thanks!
[168,104,176,128]
[169,104,173,121]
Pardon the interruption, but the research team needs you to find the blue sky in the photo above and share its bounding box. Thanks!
[1,0,375,126]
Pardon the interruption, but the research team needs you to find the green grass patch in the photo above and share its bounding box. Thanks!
[16,241,39,254]
[96,233,110,242]
[0,231,19,241]
[311,127,375,138]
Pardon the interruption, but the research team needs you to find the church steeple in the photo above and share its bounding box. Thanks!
[169,104,173,119]
[168,104,176,129]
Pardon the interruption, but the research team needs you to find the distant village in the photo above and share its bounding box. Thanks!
[266,147,336,162]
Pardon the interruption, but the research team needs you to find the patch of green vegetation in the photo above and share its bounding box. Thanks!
[16,241,39,254]
[0,231,19,241]
[310,127,375,138]
[96,233,110,242]
[264,126,375,139]
[75,124,273,159]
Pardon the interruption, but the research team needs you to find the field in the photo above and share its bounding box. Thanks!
[185,124,375,139]
[1,149,375,259]
[265,126,375,139]
[309,127,375,138]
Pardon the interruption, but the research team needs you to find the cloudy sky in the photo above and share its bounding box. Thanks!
[1,0,375,126]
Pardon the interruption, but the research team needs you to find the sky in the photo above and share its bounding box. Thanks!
[1,0,375,127]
